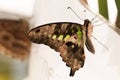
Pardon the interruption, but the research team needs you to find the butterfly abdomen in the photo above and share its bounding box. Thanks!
[85,37,95,54]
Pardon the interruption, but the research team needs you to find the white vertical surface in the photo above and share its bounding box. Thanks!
[0,0,35,18]
[87,0,99,12]
[107,0,117,25]
[25,0,120,80]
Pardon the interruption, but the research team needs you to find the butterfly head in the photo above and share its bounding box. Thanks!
[83,19,93,38]
[84,19,91,27]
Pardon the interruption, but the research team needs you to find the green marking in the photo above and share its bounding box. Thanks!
[77,31,82,39]
[64,35,70,41]
[58,35,64,41]
[77,27,82,40]
[52,35,57,39]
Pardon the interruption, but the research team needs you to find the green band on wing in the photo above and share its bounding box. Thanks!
[77,27,82,39]
[52,35,57,39]
[58,35,64,41]
[64,35,70,41]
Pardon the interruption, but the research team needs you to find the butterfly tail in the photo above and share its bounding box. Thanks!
[70,68,75,76]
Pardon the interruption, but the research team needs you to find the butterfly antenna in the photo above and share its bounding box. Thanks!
[93,20,107,26]
[91,13,107,26]
[92,19,99,23]
[67,7,84,21]
[83,10,87,20]
[92,35,109,51]
[91,13,99,23]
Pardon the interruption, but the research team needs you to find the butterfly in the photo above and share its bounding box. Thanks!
[27,19,95,76]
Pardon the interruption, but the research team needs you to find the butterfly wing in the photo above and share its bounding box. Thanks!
[27,22,86,76]
[27,22,82,50]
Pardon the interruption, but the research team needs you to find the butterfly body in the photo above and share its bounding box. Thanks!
[27,19,95,76]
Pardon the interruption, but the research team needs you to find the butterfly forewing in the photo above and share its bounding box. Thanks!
[27,22,83,48]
